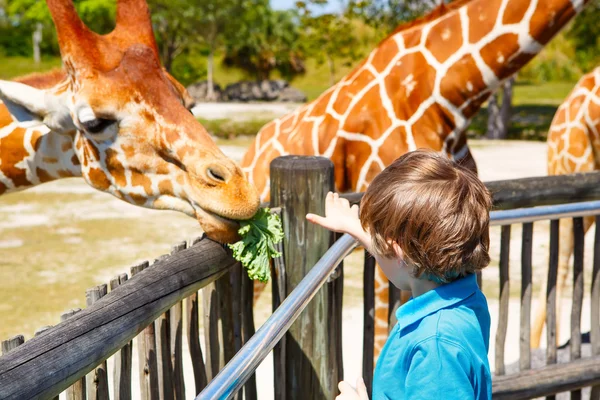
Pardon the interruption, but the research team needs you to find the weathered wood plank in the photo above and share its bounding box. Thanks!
[520,222,533,371]
[131,261,159,400]
[86,284,109,400]
[362,251,376,398]
[241,272,257,400]
[169,303,184,400]
[591,216,600,400]
[492,354,600,399]
[185,291,207,395]
[156,308,173,400]
[271,207,287,400]
[495,225,511,376]
[110,274,132,400]
[341,171,600,210]
[270,155,339,400]
[230,263,243,400]
[34,329,58,400]
[202,269,235,383]
[1,335,24,355]
[546,219,560,400]
[61,310,86,400]
[0,238,235,400]
[571,217,584,400]
[170,242,187,400]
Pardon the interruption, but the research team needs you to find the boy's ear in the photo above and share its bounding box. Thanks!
[392,242,404,260]
[0,80,75,133]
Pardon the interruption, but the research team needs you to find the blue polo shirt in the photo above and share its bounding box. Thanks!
[372,273,491,400]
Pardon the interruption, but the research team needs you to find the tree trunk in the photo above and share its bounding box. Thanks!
[207,48,215,101]
[32,23,42,64]
[327,55,336,87]
[486,76,515,140]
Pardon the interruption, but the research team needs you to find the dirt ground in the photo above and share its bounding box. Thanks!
[0,109,592,398]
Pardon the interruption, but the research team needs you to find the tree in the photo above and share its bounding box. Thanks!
[566,0,600,72]
[223,0,305,80]
[347,0,438,34]
[6,0,115,60]
[297,0,363,86]
[193,0,244,99]
[486,76,514,140]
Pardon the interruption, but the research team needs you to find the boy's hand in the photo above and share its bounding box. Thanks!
[306,192,361,235]
[336,378,369,400]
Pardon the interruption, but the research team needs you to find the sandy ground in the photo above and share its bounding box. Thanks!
[0,103,592,398]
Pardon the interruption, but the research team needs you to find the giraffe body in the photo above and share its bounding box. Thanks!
[242,0,590,357]
[532,66,600,348]
[0,0,259,244]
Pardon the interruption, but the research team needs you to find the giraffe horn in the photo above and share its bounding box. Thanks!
[45,0,94,58]
[113,0,160,58]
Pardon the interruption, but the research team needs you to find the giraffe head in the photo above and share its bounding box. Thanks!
[0,0,259,243]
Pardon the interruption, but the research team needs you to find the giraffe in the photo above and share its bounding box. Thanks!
[531,65,600,348]
[0,0,260,244]
[242,0,590,357]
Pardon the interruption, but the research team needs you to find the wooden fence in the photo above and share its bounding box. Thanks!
[2,157,600,399]
[0,236,256,400]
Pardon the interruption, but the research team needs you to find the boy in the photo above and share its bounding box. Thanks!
[307,149,492,400]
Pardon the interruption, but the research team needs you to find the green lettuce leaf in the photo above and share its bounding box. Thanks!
[228,208,284,282]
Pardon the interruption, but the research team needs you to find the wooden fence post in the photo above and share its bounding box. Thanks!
[110,274,132,400]
[61,310,86,400]
[270,155,341,400]
[170,242,187,400]
[86,285,109,400]
[132,261,160,400]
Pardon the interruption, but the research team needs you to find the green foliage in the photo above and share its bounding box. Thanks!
[223,0,305,80]
[518,32,582,83]
[170,54,208,87]
[566,0,600,72]
[229,208,284,282]
[297,0,366,85]
[347,0,437,35]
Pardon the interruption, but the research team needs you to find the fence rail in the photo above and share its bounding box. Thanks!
[0,237,236,400]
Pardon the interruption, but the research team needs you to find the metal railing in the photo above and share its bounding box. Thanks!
[490,199,600,225]
[198,199,600,400]
[197,234,358,400]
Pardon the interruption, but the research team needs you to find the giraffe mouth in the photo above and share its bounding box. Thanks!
[193,205,241,244]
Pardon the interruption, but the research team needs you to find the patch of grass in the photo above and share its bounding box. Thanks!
[0,56,62,80]
[199,118,272,139]
[467,104,559,142]
[512,81,575,106]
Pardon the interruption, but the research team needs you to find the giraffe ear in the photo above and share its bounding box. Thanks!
[0,80,75,133]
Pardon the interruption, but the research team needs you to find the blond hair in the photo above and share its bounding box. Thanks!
[360,149,492,283]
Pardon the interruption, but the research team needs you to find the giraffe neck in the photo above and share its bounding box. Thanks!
[0,101,81,195]
[383,0,586,138]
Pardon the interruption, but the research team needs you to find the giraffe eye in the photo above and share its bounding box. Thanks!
[81,118,115,134]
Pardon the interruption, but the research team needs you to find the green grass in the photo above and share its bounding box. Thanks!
[0,56,62,80]
[512,81,575,106]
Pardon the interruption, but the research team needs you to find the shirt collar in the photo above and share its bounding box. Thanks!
[396,273,479,332]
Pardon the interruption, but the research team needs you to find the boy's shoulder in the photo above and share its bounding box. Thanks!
[408,289,490,354]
